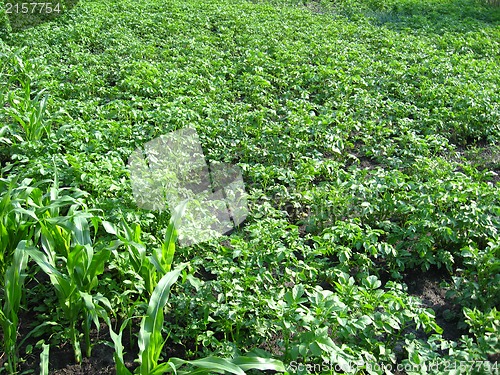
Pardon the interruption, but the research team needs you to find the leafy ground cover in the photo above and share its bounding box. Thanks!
[0,0,499,373]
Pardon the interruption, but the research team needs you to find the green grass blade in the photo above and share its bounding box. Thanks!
[167,355,286,374]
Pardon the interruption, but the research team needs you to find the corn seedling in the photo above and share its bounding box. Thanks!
[0,176,91,369]
[108,266,285,375]
[0,48,50,142]
[25,239,111,363]
[137,266,183,375]
[0,173,88,276]
[0,241,29,374]
[0,177,40,276]
[106,266,184,375]
[152,201,186,275]
[24,203,111,363]
[5,87,50,142]
[107,206,284,374]
[103,219,158,296]
[104,201,186,295]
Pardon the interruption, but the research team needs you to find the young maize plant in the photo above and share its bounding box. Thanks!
[18,176,111,363]
[107,208,285,375]
[103,219,158,296]
[0,176,84,371]
[0,177,38,277]
[0,47,50,142]
[0,241,29,374]
[25,215,112,363]
[103,200,187,295]
[152,201,187,275]
[6,86,50,142]
[108,266,285,375]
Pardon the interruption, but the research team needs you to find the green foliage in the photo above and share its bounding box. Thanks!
[25,241,111,362]
[265,272,443,373]
[20,181,111,363]
[103,203,185,297]
[153,202,186,275]
[0,47,50,142]
[0,0,11,38]
[448,241,500,311]
[0,0,498,372]
[109,266,285,375]
[0,177,36,275]
[104,218,158,296]
[137,267,183,375]
[463,307,500,356]
[0,241,28,373]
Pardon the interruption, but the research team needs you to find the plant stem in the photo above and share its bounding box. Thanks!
[84,315,91,358]
[71,321,82,364]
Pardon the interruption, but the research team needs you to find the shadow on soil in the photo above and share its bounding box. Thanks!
[403,266,466,341]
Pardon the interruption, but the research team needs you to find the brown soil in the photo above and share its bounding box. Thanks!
[17,319,189,375]
[403,266,465,341]
[44,344,115,375]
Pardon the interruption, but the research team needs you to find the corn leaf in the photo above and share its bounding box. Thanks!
[106,315,133,375]
[158,201,187,274]
[138,265,184,374]
[231,356,286,372]
[169,357,245,375]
